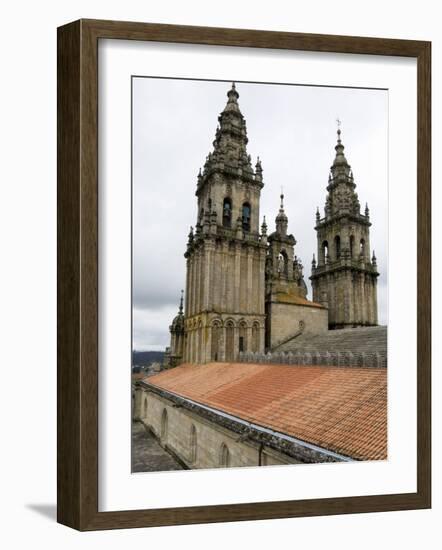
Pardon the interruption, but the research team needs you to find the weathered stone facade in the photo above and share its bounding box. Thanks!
[267,300,328,350]
[264,194,328,348]
[310,127,379,329]
[182,84,267,363]
[164,86,380,365]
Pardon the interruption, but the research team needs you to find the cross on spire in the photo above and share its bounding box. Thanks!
[336,117,343,143]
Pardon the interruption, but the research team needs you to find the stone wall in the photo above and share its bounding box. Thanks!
[135,388,298,469]
[267,301,328,350]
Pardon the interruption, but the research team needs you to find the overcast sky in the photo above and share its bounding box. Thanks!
[132,78,388,351]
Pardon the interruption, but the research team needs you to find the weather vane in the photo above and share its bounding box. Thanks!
[336,117,341,130]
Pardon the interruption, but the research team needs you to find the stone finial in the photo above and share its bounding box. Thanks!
[331,119,350,172]
[187,226,194,244]
[261,215,267,234]
[275,190,288,237]
[255,156,263,183]
[228,81,239,100]
[179,289,184,314]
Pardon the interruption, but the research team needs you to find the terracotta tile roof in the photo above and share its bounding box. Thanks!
[146,362,387,461]
[272,292,325,308]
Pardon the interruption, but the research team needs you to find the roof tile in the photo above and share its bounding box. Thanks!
[146,362,387,461]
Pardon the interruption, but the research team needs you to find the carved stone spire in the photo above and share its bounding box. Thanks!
[255,156,263,184]
[261,215,267,235]
[331,127,350,171]
[197,83,263,190]
[222,82,241,114]
[324,123,361,216]
[170,290,185,333]
[310,122,379,329]
[275,192,288,237]
[178,289,184,315]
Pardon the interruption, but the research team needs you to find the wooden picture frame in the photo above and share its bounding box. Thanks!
[57,19,431,531]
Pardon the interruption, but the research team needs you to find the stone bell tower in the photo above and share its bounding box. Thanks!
[265,193,328,350]
[265,193,307,301]
[182,83,267,364]
[310,124,379,329]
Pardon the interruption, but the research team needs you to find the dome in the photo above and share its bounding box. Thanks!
[171,312,184,331]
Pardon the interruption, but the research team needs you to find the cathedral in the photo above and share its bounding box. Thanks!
[134,83,387,470]
[164,83,379,368]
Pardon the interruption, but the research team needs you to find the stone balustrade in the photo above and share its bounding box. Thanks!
[238,349,387,368]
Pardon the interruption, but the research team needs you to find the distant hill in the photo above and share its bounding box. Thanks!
[132,350,165,367]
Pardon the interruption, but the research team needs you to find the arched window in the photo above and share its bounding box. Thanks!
[143,396,148,418]
[334,235,341,259]
[360,238,365,256]
[322,240,329,263]
[242,202,251,232]
[239,321,247,353]
[220,443,230,467]
[252,322,260,352]
[190,424,197,463]
[161,409,168,441]
[350,235,355,258]
[222,197,232,228]
[225,320,235,362]
[278,250,289,276]
[211,321,222,361]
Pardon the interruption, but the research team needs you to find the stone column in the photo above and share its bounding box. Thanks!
[219,325,226,362]
[194,327,199,363]
[259,249,265,315]
[246,325,252,353]
[184,259,190,316]
[204,322,211,363]
[259,325,265,354]
[204,240,214,311]
[366,278,372,325]
[234,244,241,313]
[194,251,200,314]
[360,274,366,324]
[365,231,371,263]
[233,326,239,362]
[247,247,253,314]
[222,242,229,311]
[373,278,378,324]
[286,247,294,280]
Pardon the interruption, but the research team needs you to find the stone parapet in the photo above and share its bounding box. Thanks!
[239,349,387,368]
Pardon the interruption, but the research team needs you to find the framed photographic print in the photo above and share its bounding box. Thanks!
[57,19,431,530]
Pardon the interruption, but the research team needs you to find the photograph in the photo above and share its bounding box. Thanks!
[131,77,388,472]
